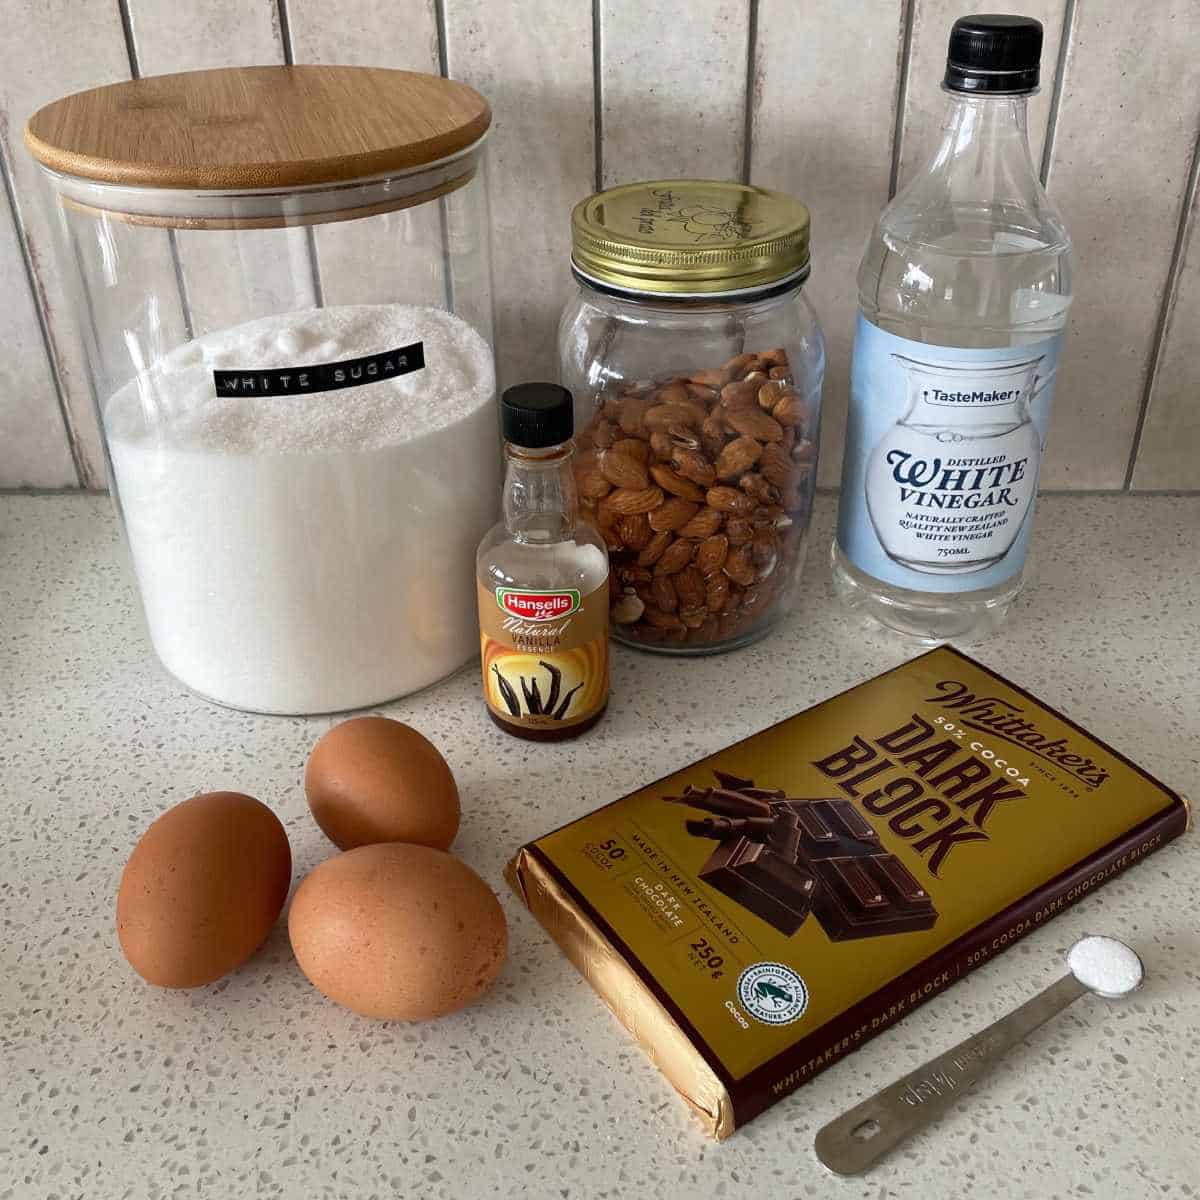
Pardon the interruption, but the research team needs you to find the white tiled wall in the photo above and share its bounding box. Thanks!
[1,1,1197,491]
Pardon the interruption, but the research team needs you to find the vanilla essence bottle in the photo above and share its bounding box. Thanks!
[833,14,1073,642]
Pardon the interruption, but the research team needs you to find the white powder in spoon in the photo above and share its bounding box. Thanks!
[1066,936,1144,998]
[107,304,499,714]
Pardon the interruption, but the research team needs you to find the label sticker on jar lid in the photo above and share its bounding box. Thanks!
[212,341,425,398]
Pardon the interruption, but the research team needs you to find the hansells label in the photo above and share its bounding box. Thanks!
[479,579,609,730]
[839,317,1062,592]
[212,341,425,398]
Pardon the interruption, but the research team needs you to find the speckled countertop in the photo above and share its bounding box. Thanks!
[2,493,1197,1199]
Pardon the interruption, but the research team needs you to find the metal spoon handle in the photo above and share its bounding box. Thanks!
[815,973,1088,1175]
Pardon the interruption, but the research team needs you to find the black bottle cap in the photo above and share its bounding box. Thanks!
[944,14,1043,95]
[501,382,575,448]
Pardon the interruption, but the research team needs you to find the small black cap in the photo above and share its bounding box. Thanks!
[945,14,1043,95]
[501,382,574,448]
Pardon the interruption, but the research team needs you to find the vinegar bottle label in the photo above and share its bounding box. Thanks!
[839,316,1062,592]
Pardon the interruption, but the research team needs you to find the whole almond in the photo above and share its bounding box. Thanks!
[761,347,789,368]
[617,396,651,436]
[706,573,730,612]
[642,605,685,631]
[616,512,652,551]
[671,448,717,488]
[651,574,678,613]
[649,432,675,461]
[678,606,707,630]
[692,615,721,642]
[724,545,757,587]
[695,534,729,577]
[716,436,763,480]
[688,367,732,389]
[757,380,789,410]
[739,471,779,506]
[674,565,706,609]
[593,420,617,449]
[677,506,724,540]
[768,365,790,382]
[600,449,649,489]
[706,486,756,515]
[616,564,652,586]
[751,528,777,568]
[726,406,784,443]
[650,463,707,502]
[645,402,705,433]
[719,379,759,409]
[637,529,673,567]
[607,486,664,515]
[725,516,754,546]
[759,443,795,490]
[721,352,759,379]
[612,437,650,463]
[649,497,701,532]
[655,382,690,406]
[577,466,612,500]
[701,413,726,459]
[685,383,719,405]
[772,391,807,428]
[654,538,695,575]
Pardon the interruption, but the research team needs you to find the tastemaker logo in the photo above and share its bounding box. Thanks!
[926,679,1110,790]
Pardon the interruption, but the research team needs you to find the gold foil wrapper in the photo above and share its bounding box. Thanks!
[506,847,734,1139]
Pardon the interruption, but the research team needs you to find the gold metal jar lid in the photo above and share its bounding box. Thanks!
[570,179,811,298]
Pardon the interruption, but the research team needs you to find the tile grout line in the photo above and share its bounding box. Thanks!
[1038,0,1075,187]
[275,0,326,307]
[740,0,760,184]
[592,0,604,191]
[888,0,918,199]
[0,148,85,486]
[1123,124,1200,492]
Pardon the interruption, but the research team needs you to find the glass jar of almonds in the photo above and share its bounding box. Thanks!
[559,179,825,653]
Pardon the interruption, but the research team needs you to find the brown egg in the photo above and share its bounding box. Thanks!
[288,843,507,1020]
[304,716,460,851]
[117,791,291,988]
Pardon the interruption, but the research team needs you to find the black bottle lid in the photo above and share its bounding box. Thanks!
[501,382,575,448]
[944,14,1043,95]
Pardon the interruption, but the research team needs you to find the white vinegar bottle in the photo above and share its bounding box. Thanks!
[833,14,1072,642]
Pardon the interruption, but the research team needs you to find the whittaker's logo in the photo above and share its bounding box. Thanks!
[496,588,580,622]
[927,679,1111,791]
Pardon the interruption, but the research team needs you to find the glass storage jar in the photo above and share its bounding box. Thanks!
[25,65,498,714]
[559,180,825,653]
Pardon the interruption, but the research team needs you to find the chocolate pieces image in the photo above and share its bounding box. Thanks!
[671,772,938,941]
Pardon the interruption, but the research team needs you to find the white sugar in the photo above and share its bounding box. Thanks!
[107,304,499,713]
[1067,936,1143,997]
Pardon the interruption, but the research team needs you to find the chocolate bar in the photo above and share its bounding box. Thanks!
[685,816,776,842]
[698,837,814,936]
[663,787,772,819]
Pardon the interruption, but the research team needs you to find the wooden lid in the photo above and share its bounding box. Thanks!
[24,65,491,191]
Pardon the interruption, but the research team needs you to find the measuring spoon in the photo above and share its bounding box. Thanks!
[814,935,1144,1176]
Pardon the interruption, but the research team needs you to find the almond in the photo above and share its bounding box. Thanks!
[757,380,789,410]
[653,538,695,575]
[724,544,757,587]
[642,605,685,631]
[650,463,706,502]
[677,506,724,540]
[706,486,756,515]
[721,352,759,379]
[695,534,729,577]
[751,528,777,568]
[772,391,807,428]
[725,516,754,546]
[576,466,612,500]
[706,573,730,613]
[726,406,784,443]
[739,471,779,506]
[671,447,717,488]
[607,486,664,515]
[700,414,726,459]
[600,449,650,489]
[685,383,719,405]
[651,574,678,613]
[719,379,759,409]
[678,606,707,630]
[645,401,705,433]
[649,432,675,461]
[692,615,721,642]
[768,365,790,382]
[649,497,701,532]
[611,590,645,624]
[716,436,763,480]
[616,512,652,551]
[637,529,673,567]
[687,367,732,389]
[674,565,706,609]
[759,443,795,490]
[593,420,617,449]
[655,382,690,406]
[616,396,651,436]
[616,564,652,586]
[612,437,650,463]
[761,347,789,368]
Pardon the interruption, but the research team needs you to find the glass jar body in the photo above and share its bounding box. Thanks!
[559,280,825,654]
[43,158,499,714]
